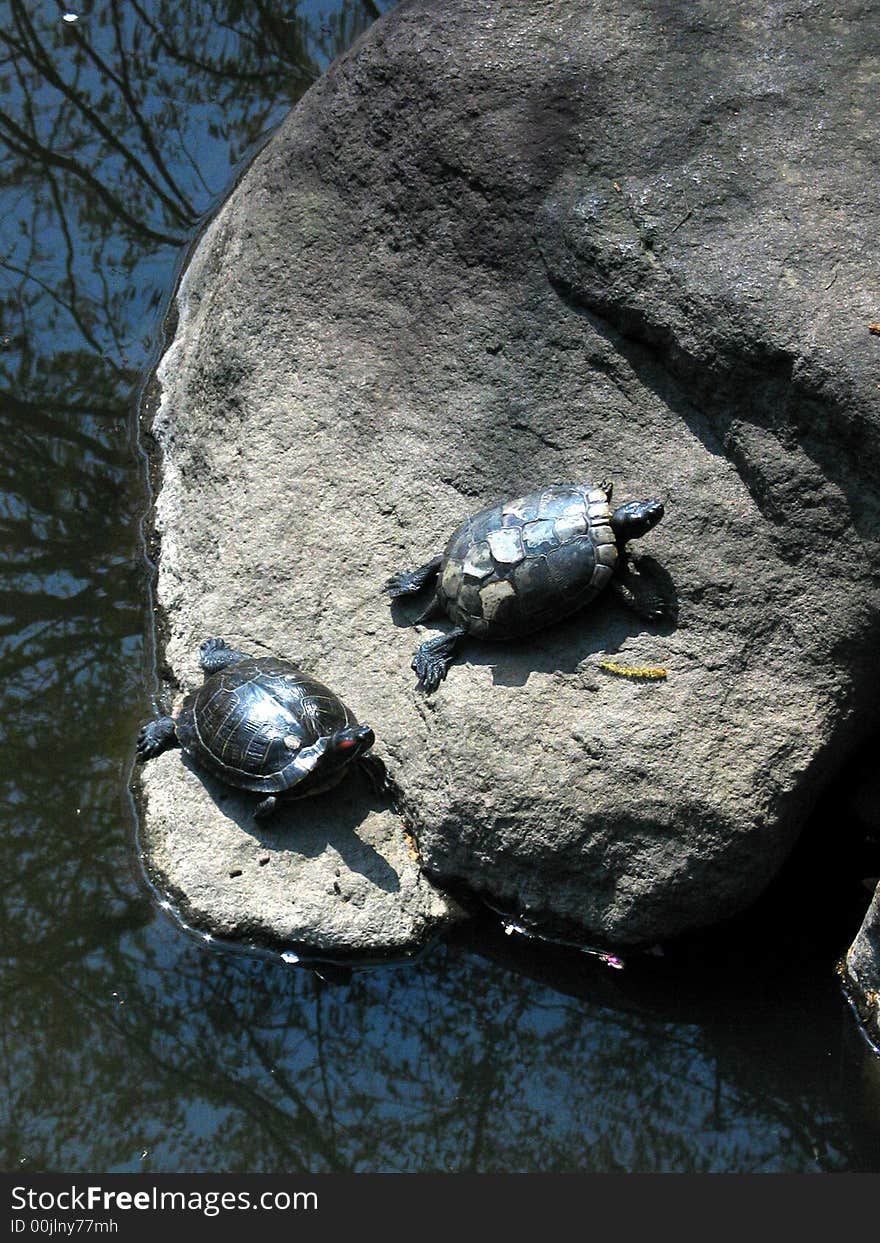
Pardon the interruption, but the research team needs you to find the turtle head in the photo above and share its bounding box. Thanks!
[289,725,375,794]
[328,724,375,761]
[313,724,375,778]
[610,499,664,543]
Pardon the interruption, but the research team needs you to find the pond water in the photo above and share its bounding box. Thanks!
[1,0,878,1174]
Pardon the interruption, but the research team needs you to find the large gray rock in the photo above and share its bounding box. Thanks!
[144,0,880,952]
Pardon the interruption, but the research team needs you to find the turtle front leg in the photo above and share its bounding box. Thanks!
[384,555,442,599]
[411,627,467,692]
[611,553,671,623]
[358,753,399,801]
[199,637,249,674]
[137,716,178,761]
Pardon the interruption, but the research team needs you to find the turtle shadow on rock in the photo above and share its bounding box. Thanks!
[387,592,433,630]
[486,553,678,687]
[391,552,678,689]
[488,597,676,689]
[178,752,402,894]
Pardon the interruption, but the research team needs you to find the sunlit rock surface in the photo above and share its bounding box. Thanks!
[144,0,880,951]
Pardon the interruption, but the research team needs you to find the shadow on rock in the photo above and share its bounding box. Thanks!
[387,590,435,630]
[178,752,401,894]
[443,570,678,689]
[386,556,678,688]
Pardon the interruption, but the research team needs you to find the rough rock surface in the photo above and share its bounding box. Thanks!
[143,0,880,953]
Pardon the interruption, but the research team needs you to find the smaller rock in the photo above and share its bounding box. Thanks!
[138,750,463,957]
[845,883,880,1051]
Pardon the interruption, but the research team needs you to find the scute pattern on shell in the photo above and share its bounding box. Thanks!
[438,485,618,639]
[175,657,356,793]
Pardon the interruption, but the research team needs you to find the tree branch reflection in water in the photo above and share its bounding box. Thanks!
[2,918,870,1172]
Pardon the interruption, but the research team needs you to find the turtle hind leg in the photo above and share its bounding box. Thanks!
[384,555,442,599]
[137,716,178,761]
[411,627,467,692]
[199,637,248,674]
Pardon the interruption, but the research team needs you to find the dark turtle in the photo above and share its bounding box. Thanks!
[384,482,667,691]
[136,638,386,818]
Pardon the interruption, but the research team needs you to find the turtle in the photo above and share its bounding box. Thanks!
[136,637,387,818]
[384,482,667,692]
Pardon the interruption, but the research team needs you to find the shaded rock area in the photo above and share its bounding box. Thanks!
[142,0,880,958]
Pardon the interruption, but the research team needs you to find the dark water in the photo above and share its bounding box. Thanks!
[1,0,878,1174]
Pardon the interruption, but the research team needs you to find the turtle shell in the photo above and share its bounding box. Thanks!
[175,656,356,793]
[437,484,618,639]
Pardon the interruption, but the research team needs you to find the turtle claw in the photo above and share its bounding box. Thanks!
[412,650,450,693]
[411,628,466,693]
[200,636,230,659]
[384,570,422,598]
[136,716,178,761]
[383,555,443,598]
[644,596,675,624]
[199,637,246,673]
